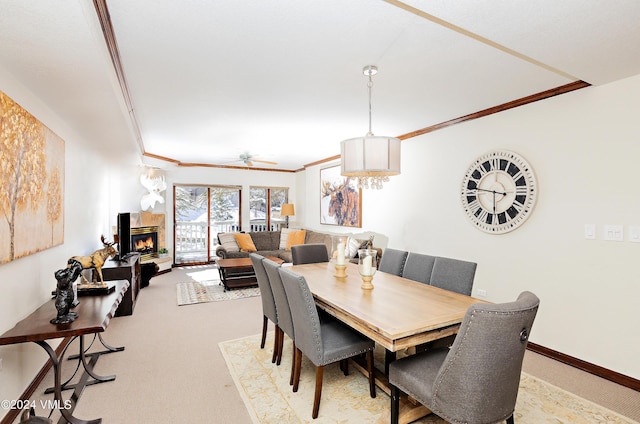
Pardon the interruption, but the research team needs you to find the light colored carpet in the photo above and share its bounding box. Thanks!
[220,333,639,424]
[176,280,260,305]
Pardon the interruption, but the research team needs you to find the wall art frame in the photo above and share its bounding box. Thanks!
[0,90,65,264]
[320,164,362,227]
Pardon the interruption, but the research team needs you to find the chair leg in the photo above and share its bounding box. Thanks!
[260,315,268,349]
[506,414,514,424]
[367,350,376,398]
[390,385,400,424]
[312,365,324,419]
[289,342,296,386]
[342,359,349,376]
[271,326,280,363]
[293,348,302,392]
[276,328,284,365]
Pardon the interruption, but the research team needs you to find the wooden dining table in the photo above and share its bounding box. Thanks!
[288,261,485,424]
[288,261,482,353]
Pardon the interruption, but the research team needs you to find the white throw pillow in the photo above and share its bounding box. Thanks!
[346,235,374,258]
[346,236,362,258]
[279,228,294,249]
[219,232,240,252]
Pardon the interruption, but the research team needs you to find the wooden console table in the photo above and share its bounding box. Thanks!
[101,253,141,316]
[0,280,129,424]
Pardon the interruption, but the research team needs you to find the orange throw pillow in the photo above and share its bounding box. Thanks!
[234,233,257,252]
[286,230,306,249]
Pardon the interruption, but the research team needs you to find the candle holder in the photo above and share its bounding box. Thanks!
[334,264,347,278]
[332,236,347,265]
[357,249,377,290]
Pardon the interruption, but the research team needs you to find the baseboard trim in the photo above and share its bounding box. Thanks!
[527,342,640,392]
[0,337,73,424]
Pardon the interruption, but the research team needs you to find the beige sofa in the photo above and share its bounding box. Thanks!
[215,229,383,263]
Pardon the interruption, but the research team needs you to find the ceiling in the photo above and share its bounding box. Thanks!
[2,0,640,171]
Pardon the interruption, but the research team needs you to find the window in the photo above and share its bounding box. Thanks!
[249,186,288,231]
[174,185,241,264]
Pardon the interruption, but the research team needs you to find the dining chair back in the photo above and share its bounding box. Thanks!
[378,248,408,276]
[389,291,540,424]
[291,243,330,265]
[402,252,436,284]
[429,256,477,296]
[278,266,376,419]
[263,257,294,371]
[249,253,279,362]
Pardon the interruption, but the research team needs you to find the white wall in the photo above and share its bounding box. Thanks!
[300,74,640,380]
[0,67,140,407]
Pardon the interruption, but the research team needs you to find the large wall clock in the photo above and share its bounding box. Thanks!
[461,150,537,234]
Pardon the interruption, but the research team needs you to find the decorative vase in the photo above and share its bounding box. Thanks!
[357,249,377,290]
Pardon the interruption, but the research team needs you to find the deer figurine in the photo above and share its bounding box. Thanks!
[69,235,118,287]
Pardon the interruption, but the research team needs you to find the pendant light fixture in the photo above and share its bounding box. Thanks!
[340,65,401,189]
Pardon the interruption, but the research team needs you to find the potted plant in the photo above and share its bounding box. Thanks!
[158,247,169,257]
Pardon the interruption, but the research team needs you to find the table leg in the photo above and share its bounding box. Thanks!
[217,266,229,291]
[97,333,125,353]
[67,334,124,361]
[35,340,101,424]
[78,335,116,383]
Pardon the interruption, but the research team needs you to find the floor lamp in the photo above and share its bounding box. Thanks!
[281,204,295,228]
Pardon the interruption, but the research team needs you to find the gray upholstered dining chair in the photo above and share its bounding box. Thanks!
[249,253,279,363]
[429,256,477,296]
[378,248,408,276]
[389,291,540,424]
[278,267,376,419]
[291,243,329,265]
[402,252,436,284]
[262,257,295,383]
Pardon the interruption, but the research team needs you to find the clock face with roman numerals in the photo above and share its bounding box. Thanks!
[461,150,537,234]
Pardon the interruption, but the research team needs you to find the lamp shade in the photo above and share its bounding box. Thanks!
[281,203,295,217]
[341,135,401,177]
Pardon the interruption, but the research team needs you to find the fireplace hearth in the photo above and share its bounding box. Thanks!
[131,226,159,261]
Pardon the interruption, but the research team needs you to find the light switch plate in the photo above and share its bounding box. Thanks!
[584,224,596,239]
[629,226,640,243]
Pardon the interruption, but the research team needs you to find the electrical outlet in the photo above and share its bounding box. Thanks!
[477,289,487,298]
[604,224,624,241]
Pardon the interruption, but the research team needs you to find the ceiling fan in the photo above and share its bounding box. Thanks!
[237,152,277,167]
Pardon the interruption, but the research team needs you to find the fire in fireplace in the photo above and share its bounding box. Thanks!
[131,226,159,260]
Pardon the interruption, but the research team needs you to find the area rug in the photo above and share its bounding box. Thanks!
[176,281,260,305]
[219,333,638,424]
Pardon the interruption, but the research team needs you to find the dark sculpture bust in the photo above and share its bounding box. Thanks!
[50,259,83,324]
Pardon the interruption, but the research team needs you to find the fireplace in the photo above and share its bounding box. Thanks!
[131,226,159,261]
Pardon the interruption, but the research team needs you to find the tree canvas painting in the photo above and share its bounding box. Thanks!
[1,90,64,264]
[320,165,361,227]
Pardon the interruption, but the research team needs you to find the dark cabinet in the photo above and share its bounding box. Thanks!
[101,253,141,316]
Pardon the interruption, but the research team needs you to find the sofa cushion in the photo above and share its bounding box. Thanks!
[249,231,280,251]
[305,230,333,255]
[347,234,374,258]
[286,230,306,249]
[235,233,257,252]
[279,228,295,249]
[218,232,240,252]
